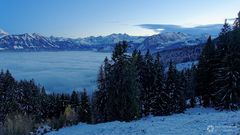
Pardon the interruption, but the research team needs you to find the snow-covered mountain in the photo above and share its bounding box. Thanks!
[0,31,210,52]
[138,32,210,52]
[77,33,146,45]
[0,29,8,38]
[0,33,59,50]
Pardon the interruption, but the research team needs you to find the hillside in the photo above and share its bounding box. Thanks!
[159,44,203,64]
[46,107,240,135]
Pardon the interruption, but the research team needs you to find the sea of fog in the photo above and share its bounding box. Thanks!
[0,51,111,93]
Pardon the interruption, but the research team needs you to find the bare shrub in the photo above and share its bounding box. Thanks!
[3,113,34,135]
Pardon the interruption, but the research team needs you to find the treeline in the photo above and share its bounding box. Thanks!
[0,70,92,134]
[92,41,196,123]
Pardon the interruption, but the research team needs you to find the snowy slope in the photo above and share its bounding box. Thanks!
[46,107,240,135]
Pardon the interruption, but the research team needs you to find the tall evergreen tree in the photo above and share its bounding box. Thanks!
[140,50,155,116]
[183,66,197,107]
[176,71,186,113]
[196,36,215,107]
[94,62,108,123]
[212,16,240,110]
[79,89,92,123]
[151,52,166,115]
[132,50,145,116]
[217,20,232,58]
[165,61,177,114]
[131,49,143,117]
[165,61,185,114]
[106,41,140,121]
[0,70,17,121]
[70,91,79,113]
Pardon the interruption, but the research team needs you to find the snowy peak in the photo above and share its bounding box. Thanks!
[0,33,58,50]
[78,33,146,45]
[144,32,188,45]
[0,29,8,38]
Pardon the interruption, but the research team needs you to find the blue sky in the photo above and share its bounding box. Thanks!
[0,0,239,38]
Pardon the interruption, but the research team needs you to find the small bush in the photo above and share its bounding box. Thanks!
[3,113,34,135]
[49,106,79,130]
[50,114,66,130]
[64,105,78,125]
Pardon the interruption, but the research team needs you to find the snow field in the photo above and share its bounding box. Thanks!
[46,107,240,135]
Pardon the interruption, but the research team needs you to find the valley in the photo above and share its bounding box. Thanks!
[0,51,111,93]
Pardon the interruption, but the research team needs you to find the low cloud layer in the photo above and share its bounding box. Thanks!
[137,24,223,36]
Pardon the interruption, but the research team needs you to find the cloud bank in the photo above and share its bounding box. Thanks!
[137,24,223,36]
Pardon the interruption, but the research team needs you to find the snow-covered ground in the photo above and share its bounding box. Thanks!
[46,107,240,135]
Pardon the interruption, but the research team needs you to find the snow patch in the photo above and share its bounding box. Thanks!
[46,107,240,135]
[13,45,24,49]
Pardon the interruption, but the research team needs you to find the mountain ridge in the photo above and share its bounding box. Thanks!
[0,31,211,52]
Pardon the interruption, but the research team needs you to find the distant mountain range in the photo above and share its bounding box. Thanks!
[0,30,213,52]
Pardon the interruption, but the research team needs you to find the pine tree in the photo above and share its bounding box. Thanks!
[133,50,145,116]
[184,66,197,107]
[165,61,178,114]
[233,11,240,29]
[106,41,140,121]
[140,50,155,116]
[184,67,196,99]
[151,52,166,116]
[217,20,232,58]
[164,61,186,113]
[212,17,240,110]
[70,91,79,113]
[196,36,215,107]
[79,89,92,123]
[0,71,6,121]
[131,49,142,117]
[94,63,108,123]
[212,51,240,110]
[0,70,18,121]
[176,71,186,113]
